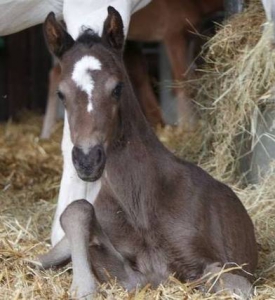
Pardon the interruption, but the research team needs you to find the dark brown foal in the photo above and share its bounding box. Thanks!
[38,7,257,299]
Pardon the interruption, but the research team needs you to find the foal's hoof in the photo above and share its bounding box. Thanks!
[36,253,52,269]
[203,263,254,299]
[70,282,96,300]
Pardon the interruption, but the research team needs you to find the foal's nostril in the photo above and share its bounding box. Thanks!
[96,147,103,165]
[72,146,80,163]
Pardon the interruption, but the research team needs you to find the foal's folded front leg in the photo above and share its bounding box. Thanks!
[58,199,139,298]
[59,199,98,299]
[38,236,71,269]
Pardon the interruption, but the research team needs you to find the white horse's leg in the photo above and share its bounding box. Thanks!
[261,0,275,41]
[51,112,101,246]
[261,0,275,21]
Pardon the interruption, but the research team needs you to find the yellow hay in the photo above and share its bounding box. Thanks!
[197,0,275,181]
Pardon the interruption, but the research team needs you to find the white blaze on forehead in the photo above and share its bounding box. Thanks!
[72,55,101,112]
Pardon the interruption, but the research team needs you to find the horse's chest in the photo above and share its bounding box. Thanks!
[96,199,169,284]
[114,232,170,286]
[135,246,169,286]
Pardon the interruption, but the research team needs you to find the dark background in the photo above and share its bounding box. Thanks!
[0,25,52,121]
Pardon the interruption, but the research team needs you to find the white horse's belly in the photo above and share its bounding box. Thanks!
[63,0,151,39]
[0,0,63,36]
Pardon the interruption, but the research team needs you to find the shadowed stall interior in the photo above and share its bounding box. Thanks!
[0,25,51,121]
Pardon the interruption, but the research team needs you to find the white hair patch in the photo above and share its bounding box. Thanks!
[72,56,101,112]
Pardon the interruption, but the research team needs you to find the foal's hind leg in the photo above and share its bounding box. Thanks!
[203,262,253,299]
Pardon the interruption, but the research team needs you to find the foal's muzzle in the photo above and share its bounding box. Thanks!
[72,145,106,182]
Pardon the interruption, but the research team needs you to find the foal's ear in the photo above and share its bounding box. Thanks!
[102,6,124,52]
[44,12,74,58]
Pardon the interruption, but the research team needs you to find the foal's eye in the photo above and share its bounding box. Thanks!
[112,83,123,100]
[56,90,65,102]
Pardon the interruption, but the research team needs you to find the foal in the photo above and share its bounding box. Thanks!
[39,7,258,299]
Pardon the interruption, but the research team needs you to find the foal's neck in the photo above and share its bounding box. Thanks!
[106,76,172,229]
[114,74,163,149]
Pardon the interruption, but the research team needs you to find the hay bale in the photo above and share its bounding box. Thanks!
[194,0,275,182]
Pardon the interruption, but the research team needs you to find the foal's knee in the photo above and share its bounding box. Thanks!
[60,199,95,231]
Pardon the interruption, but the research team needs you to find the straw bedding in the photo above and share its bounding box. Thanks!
[1,1,275,298]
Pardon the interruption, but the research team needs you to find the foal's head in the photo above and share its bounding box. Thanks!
[44,7,127,181]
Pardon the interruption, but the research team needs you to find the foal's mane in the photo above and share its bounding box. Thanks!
[76,28,101,48]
